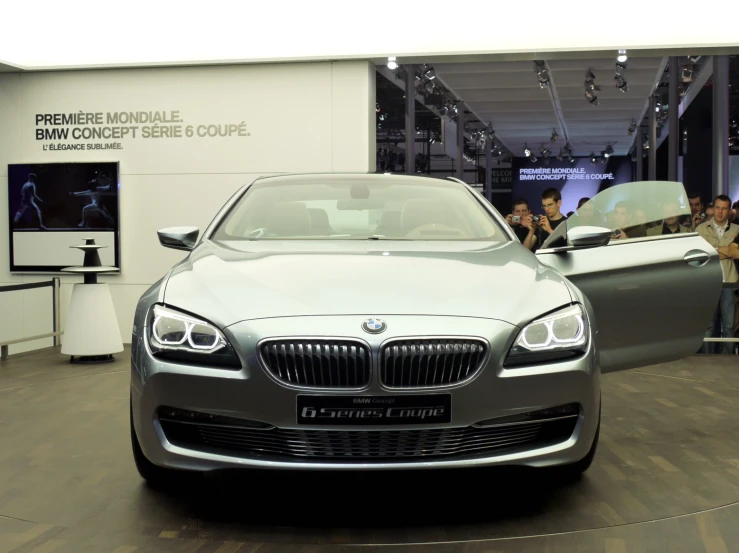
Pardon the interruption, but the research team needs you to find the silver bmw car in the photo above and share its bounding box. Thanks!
[130,173,721,485]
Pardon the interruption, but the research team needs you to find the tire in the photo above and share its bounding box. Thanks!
[130,398,192,489]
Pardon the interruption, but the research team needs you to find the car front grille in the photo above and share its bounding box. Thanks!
[379,338,488,388]
[258,339,371,389]
[159,410,576,462]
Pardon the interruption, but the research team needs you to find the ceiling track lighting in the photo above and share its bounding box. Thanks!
[615,74,629,93]
[524,143,531,157]
[589,152,597,164]
[550,128,559,142]
[603,144,614,158]
[628,119,637,135]
[617,49,628,63]
[556,149,564,161]
[387,56,398,70]
[534,60,550,88]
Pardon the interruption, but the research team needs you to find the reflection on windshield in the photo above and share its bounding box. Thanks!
[541,181,692,249]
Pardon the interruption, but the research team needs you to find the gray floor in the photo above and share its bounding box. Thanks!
[1,347,739,552]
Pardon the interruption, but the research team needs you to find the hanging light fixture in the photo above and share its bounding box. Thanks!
[387,56,398,70]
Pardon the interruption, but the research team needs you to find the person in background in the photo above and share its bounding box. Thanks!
[697,195,739,354]
[647,202,691,236]
[705,203,715,220]
[505,198,537,251]
[611,200,646,239]
[536,188,567,247]
[687,192,705,230]
[634,208,648,226]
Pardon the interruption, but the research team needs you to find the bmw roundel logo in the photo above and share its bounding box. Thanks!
[362,318,386,334]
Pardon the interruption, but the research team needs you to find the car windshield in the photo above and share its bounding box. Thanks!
[210,175,505,241]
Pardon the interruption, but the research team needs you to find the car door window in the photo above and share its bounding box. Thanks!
[541,181,692,249]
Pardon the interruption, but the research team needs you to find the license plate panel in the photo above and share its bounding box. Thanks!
[296,394,451,425]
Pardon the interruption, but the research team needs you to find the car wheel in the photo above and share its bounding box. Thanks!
[130,398,192,489]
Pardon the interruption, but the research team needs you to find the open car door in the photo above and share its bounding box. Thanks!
[535,181,723,373]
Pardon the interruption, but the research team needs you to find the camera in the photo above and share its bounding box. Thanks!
[511,215,521,223]
[532,215,543,223]
[698,212,706,220]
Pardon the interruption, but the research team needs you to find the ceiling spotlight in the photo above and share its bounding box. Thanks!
[550,129,559,142]
[564,141,573,154]
[585,91,599,106]
[617,50,628,63]
[530,155,538,163]
[615,75,629,92]
[628,119,637,135]
[687,55,702,63]
[524,143,531,157]
[540,147,551,158]
[603,144,614,158]
[387,56,398,70]
[682,67,694,83]
[589,152,597,164]
[601,155,608,164]
[585,70,601,91]
[569,154,576,164]
[421,65,436,81]
[556,148,564,161]
[534,61,550,88]
[615,61,628,71]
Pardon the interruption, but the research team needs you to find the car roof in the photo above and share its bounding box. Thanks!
[251,172,466,187]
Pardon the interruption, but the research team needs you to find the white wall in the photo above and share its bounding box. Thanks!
[0,61,376,353]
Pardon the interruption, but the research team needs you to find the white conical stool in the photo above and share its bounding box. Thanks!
[61,238,123,363]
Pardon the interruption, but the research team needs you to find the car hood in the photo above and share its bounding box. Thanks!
[163,239,573,329]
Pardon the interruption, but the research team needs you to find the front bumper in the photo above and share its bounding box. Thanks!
[131,315,600,471]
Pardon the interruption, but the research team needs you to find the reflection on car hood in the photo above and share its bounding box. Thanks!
[163,240,573,328]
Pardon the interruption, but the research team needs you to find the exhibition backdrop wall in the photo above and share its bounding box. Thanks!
[0,61,376,353]
[510,156,633,215]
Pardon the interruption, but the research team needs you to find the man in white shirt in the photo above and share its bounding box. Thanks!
[697,195,739,353]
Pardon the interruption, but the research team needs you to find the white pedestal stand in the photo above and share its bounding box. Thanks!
[60,238,122,364]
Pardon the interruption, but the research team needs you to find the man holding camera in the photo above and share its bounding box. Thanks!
[688,192,706,230]
[697,195,739,354]
[534,188,568,249]
[505,199,537,251]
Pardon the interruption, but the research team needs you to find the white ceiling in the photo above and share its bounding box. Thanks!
[433,57,665,157]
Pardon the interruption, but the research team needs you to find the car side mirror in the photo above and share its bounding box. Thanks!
[157,227,200,251]
[567,226,612,249]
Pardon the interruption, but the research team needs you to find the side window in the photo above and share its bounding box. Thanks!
[541,181,692,249]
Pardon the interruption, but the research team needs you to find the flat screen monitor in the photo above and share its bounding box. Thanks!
[7,161,120,272]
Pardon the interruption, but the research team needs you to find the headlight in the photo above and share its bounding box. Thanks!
[147,304,241,369]
[505,304,588,367]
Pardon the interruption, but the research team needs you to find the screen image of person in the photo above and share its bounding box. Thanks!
[505,199,537,251]
[13,172,47,230]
